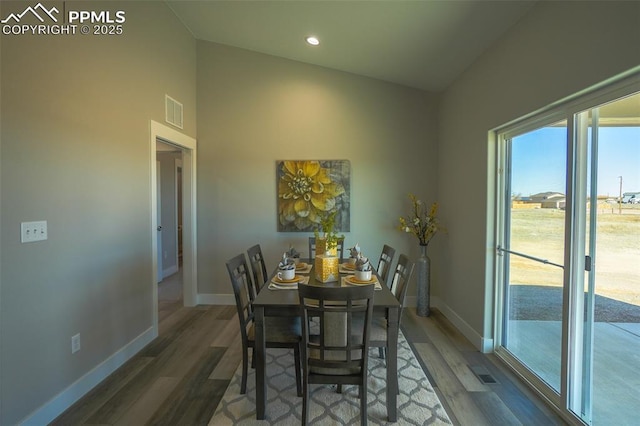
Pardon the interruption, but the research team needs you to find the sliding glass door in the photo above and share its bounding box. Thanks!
[571,93,640,424]
[495,84,640,424]
[499,120,567,392]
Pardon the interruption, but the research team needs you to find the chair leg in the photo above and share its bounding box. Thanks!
[240,346,249,394]
[360,382,368,425]
[294,344,303,397]
[302,376,309,425]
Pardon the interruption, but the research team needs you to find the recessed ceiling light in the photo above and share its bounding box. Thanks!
[305,36,320,46]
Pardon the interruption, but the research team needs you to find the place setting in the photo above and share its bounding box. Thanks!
[339,242,361,273]
[341,249,382,290]
[268,251,309,290]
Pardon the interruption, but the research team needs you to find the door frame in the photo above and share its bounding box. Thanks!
[150,120,197,333]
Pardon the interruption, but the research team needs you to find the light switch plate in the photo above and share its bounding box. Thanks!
[21,221,48,243]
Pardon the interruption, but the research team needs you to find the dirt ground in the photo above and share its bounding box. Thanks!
[508,204,640,307]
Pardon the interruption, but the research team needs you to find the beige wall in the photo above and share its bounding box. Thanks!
[196,41,439,298]
[437,0,640,348]
[0,2,196,423]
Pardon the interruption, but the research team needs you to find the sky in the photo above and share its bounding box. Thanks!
[511,126,640,197]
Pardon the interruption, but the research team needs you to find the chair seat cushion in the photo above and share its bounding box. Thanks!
[352,313,387,342]
[248,316,302,344]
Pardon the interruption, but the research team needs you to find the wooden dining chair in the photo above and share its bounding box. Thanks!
[376,244,396,287]
[297,283,375,426]
[247,244,268,294]
[226,253,303,396]
[308,237,316,259]
[369,254,414,364]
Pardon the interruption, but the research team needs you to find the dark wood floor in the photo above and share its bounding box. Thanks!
[52,273,567,425]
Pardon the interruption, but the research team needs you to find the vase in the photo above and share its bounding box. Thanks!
[315,253,339,283]
[416,244,431,317]
[315,237,337,258]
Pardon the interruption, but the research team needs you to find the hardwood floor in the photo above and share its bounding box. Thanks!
[52,274,567,425]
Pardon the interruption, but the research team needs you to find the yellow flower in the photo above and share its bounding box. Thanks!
[278,161,345,230]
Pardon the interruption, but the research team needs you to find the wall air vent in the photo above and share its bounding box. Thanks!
[165,95,184,129]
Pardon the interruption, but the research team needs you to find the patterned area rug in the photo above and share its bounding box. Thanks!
[209,332,452,425]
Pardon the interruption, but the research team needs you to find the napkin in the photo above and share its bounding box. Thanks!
[355,254,372,272]
[278,252,296,271]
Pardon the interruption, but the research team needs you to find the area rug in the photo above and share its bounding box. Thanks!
[208,332,452,425]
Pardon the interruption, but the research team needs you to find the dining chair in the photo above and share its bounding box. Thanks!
[369,254,414,364]
[376,244,396,287]
[308,236,316,259]
[297,283,375,426]
[226,253,303,396]
[247,244,268,294]
[308,236,345,261]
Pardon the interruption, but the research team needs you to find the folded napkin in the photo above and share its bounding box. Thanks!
[268,275,310,290]
[340,276,382,291]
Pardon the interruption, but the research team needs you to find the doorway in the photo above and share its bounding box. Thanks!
[156,142,183,322]
[150,120,197,337]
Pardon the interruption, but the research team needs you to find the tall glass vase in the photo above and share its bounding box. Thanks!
[416,244,431,317]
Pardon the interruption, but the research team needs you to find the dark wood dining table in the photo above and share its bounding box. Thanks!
[252,259,401,421]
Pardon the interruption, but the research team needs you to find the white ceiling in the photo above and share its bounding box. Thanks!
[166,0,537,92]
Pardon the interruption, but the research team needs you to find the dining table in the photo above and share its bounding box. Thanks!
[252,258,401,422]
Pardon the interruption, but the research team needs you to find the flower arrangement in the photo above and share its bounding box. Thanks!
[314,210,343,251]
[398,193,442,246]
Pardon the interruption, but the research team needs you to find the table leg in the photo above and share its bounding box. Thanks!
[255,306,266,419]
[387,307,399,422]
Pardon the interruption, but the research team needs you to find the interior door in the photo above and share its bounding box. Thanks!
[156,160,163,282]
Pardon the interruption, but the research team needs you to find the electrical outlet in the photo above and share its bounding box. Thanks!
[21,221,48,243]
[71,333,81,354]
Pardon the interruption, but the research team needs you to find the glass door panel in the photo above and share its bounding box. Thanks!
[573,93,640,424]
[501,120,567,392]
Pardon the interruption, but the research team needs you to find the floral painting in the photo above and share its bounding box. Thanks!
[277,160,351,232]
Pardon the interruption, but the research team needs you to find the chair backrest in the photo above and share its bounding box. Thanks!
[376,244,396,287]
[308,237,316,259]
[298,284,374,375]
[309,236,345,261]
[226,253,255,344]
[336,238,345,262]
[247,244,268,294]
[390,254,414,321]
[390,253,411,299]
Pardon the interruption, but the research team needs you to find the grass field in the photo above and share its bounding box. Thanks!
[508,205,640,305]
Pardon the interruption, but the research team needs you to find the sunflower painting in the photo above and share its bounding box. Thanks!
[277,160,351,232]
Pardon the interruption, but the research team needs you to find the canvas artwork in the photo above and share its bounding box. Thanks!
[276,160,351,232]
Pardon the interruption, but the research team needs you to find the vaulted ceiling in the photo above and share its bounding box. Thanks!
[166,0,536,92]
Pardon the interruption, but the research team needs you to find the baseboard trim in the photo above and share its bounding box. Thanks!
[19,326,156,426]
[197,293,234,305]
[431,297,494,353]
